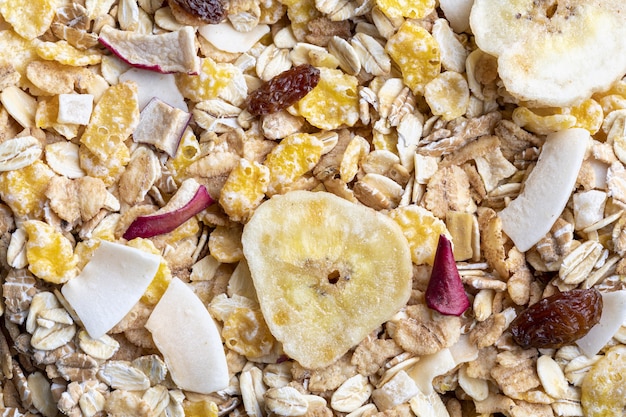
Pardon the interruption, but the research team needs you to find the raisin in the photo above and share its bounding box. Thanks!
[510,288,602,349]
[169,0,225,24]
[246,64,321,116]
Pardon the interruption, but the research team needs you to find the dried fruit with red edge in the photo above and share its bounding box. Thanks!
[123,179,214,240]
[510,288,603,349]
[425,234,470,316]
[246,64,321,116]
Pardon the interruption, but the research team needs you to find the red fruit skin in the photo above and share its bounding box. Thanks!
[425,235,470,316]
[123,185,213,240]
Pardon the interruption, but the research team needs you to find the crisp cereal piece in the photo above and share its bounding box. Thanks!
[166,128,201,182]
[183,400,218,417]
[209,224,244,263]
[279,0,321,41]
[423,165,475,219]
[391,303,461,356]
[79,142,130,187]
[477,207,508,279]
[219,158,270,223]
[376,0,435,19]
[389,204,450,265]
[126,239,172,306]
[35,96,80,140]
[0,30,38,80]
[23,220,78,284]
[0,160,56,219]
[0,0,57,40]
[511,106,577,135]
[80,81,139,162]
[386,21,441,95]
[176,57,239,102]
[294,68,359,130]
[34,40,102,66]
[26,61,81,95]
[581,345,626,417]
[264,132,324,195]
[424,71,470,121]
[565,98,604,135]
[222,307,275,359]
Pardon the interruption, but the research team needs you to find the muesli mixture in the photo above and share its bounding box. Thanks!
[0,0,625,416]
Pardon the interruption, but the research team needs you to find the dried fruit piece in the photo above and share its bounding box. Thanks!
[132,98,191,157]
[425,235,470,316]
[123,179,214,240]
[510,288,603,349]
[242,191,412,369]
[145,278,229,394]
[99,25,200,74]
[246,64,320,116]
[470,0,626,106]
[168,0,226,25]
[581,345,626,417]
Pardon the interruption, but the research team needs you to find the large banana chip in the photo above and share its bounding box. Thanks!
[242,190,412,369]
[470,0,626,106]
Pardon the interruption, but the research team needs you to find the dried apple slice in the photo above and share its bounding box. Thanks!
[242,190,412,369]
[145,278,229,394]
[98,25,200,74]
[123,178,213,240]
[132,98,191,157]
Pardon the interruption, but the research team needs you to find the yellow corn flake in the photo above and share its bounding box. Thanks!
[511,106,577,135]
[0,30,38,79]
[209,224,244,263]
[127,238,173,305]
[264,132,324,195]
[219,158,270,223]
[294,68,359,130]
[389,204,451,265]
[564,98,604,135]
[597,94,626,116]
[74,239,102,270]
[279,0,320,41]
[34,40,102,66]
[80,81,139,162]
[0,0,58,40]
[35,96,79,139]
[0,160,56,219]
[386,21,441,95]
[372,131,399,153]
[424,71,470,121]
[183,400,218,417]
[222,307,275,358]
[23,220,78,284]
[176,57,238,102]
[376,0,435,19]
[260,0,287,25]
[581,346,626,417]
[166,128,201,182]
[79,142,130,187]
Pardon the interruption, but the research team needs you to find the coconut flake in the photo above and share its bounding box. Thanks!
[198,22,270,53]
[576,290,626,357]
[119,68,187,111]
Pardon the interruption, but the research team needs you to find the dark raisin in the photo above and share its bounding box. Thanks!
[170,0,225,24]
[246,64,321,116]
[510,288,603,349]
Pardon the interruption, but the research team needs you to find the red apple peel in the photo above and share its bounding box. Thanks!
[123,184,213,240]
[425,234,470,316]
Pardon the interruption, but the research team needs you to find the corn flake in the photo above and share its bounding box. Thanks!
[564,98,604,135]
[176,57,239,102]
[0,30,38,80]
[220,158,270,223]
[386,21,441,95]
[376,0,435,19]
[166,128,201,182]
[0,0,58,40]
[35,96,80,139]
[209,224,244,263]
[80,81,139,162]
[511,106,576,135]
[35,40,102,66]
[264,133,324,195]
[279,0,320,41]
[23,220,78,284]
[0,160,56,219]
[389,204,451,265]
[127,238,173,305]
[424,71,470,121]
[294,68,359,130]
[79,142,130,187]
[183,400,218,417]
[222,307,275,358]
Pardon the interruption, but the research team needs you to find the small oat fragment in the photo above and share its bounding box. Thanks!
[425,234,470,316]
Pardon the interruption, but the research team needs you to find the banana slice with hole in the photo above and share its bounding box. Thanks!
[242,190,412,369]
[470,0,626,107]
